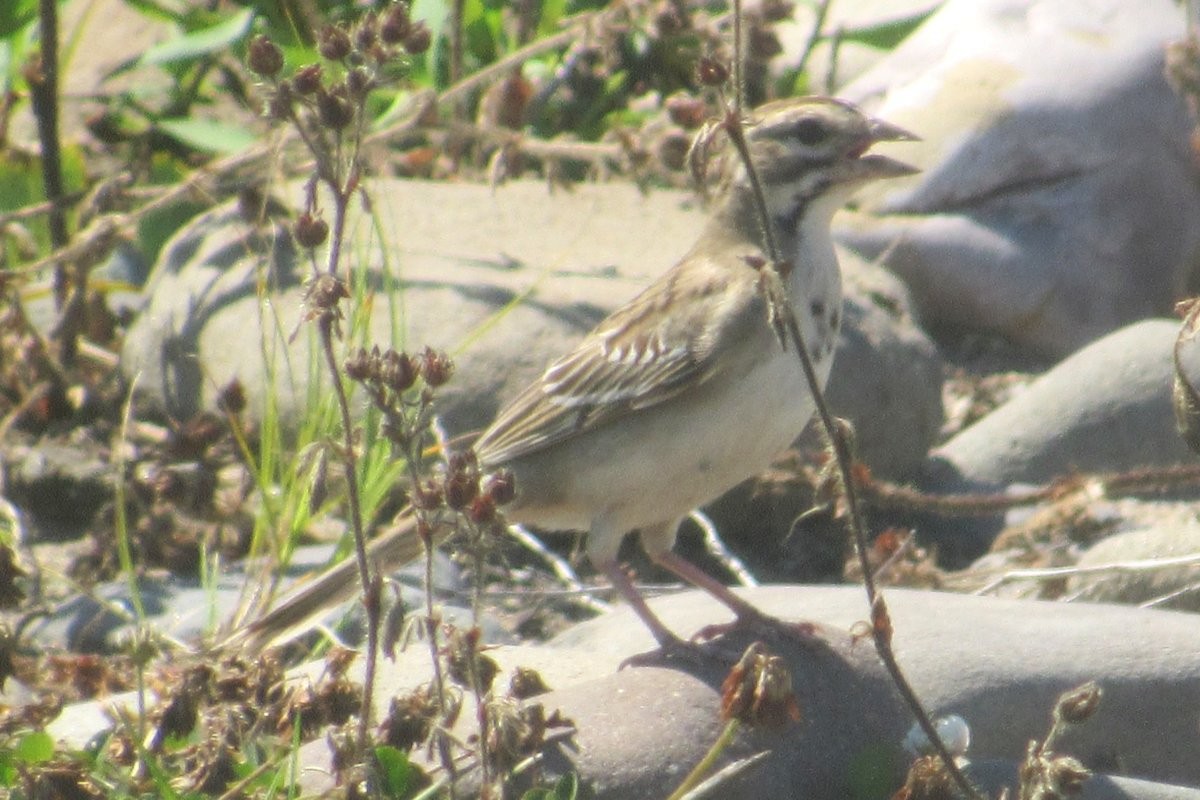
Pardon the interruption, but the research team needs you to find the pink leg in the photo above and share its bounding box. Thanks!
[651,550,816,642]
[600,560,687,650]
[651,550,766,621]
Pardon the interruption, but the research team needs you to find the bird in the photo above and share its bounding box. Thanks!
[230,96,918,655]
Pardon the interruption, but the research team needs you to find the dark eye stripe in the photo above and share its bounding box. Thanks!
[791,117,829,146]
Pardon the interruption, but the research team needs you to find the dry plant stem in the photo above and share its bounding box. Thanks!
[31,0,68,281]
[402,454,458,783]
[674,752,770,800]
[451,0,466,86]
[794,0,834,78]
[436,22,584,108]
[508,524,611,614]
[310,134,378,741]
[822,26,844,95]
[864,462,1200,516]
[690,510,758,587]
[732,0,745,110]
[316,318,378,745]
[5,18,587,282]
[722,111,983,800]
[467,638,492,788]
[972,552,1200,595]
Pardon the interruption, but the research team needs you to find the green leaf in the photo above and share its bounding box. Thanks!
[520,773,578,800]
[373,746,410,797]
[15,731,55,764]
[552,773,578,800]
[122,0,189,25]
[837,6,939,51]
[537,0,568,37]
[156,117,257,154]
[0,0,38,38]
[139,7,254,66]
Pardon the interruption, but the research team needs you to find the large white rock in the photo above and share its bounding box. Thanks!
[836,0,1200,356]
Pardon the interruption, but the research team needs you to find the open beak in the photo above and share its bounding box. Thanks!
[843,116,921,181]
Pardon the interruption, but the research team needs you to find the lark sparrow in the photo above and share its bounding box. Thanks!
[233,96,917,653]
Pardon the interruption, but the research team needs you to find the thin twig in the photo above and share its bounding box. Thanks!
[509,524,611,614]
[688,510,759,587]
[794,0,834,78]
[861,463,1200,517]
[720,105,983,799]
[1141,580,1200,608]
[732,0,744,111]
[971,552,1200,596]
[31,0,68,263]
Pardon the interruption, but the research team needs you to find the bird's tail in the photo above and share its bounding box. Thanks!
[218,509,435,653]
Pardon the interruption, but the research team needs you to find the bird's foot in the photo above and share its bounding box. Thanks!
[618,632,746,669]
[690,608,819,647]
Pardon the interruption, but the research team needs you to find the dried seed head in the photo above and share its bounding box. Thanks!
[356,14,378,50]
[217,378,246,415]
[696,56,729,87]
[379,349,417,393]
[468,493,496,524]
[748,27,782,61]
[379,687,437,751]
[306,273,350,312]
[403,22,432,55]
[266,82,294,121]
[443,468,478,511]
[485,697,535,773]
[317,88,354,129]
[412,480,443,511]
[294,212,329,248]
[719,642,800,729]
[658,129,692,172]
[344,347,372,381]
[1048,756,1091,794]
[760,0,795,22]
[381,4,411,44]
[896,755,958,800]
[318,25,352,61]
[293,63,323,95]
[483,468,516,506]
[445,627,499,692]
[346,65,373,98]
[508,666,550,700]
[1054,681,1102,726]
[417,346,453,387]
[248,35,284,77]
[665,94,708,129]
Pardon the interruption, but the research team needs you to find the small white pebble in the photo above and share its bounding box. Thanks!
[902,714,971,758]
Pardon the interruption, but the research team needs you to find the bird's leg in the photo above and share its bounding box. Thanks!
[600,559,749,666]
[650,550,817,643]
[600,560,686,648]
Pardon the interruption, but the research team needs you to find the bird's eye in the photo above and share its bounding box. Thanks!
[791,117,829,146]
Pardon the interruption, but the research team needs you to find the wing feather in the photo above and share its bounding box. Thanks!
[475,250,765,466]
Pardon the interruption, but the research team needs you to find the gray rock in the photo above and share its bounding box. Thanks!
[912,319,1199,564]
[46,586,1200,797]
[966,760,1200,800]
[836,0,1200,357]
[927,320,1197,490]
[3,442,113,541]
[285,585,1200,797]
[23,544,476,653]
[120,179,943,481]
